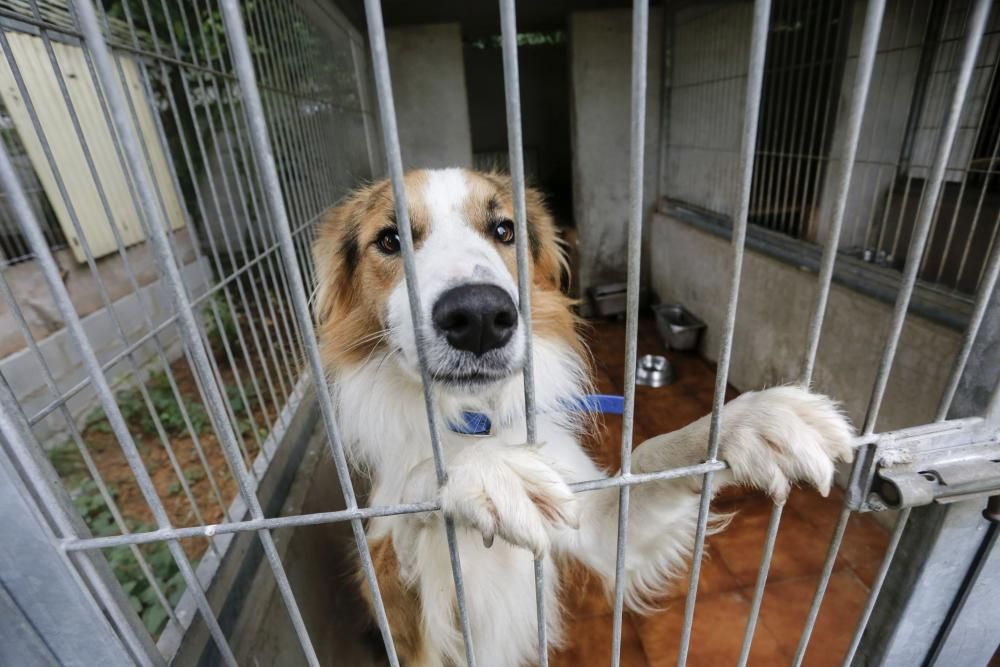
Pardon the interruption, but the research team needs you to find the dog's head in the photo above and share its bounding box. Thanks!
[313,168,578,394]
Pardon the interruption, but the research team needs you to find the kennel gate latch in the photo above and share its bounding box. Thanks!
[856,418,1000,511]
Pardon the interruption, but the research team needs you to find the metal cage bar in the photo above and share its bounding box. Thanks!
[792,1,995,663]
[71,0,328,663]
[218,2,401,665]
[0,131,239,666]
[676,2,772,665]
[359,1,478,662]
[609,1,649,665]
[737,3,887,663]
[496,1,548,664]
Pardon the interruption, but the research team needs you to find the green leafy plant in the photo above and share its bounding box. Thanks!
[48,442,86,479]
[204,297,240,360]
[102,373,210,439]
[71,481,186,636]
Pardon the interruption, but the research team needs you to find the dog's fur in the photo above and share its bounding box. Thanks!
[313,168,854,667]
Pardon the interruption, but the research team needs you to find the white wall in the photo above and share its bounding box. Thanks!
[650,213,962,432]
[386,23,473,169]
[569,9,662,300]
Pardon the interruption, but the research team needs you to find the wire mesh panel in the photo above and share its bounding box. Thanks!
[0,0,373,662]
[685,0,1000,300]
[0,0,998,666]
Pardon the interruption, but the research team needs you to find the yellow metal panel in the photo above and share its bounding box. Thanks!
[0,33,185,263]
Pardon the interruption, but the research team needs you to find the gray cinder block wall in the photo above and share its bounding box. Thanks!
[0,229,210,444]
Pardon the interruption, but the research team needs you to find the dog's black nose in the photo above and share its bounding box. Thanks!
[432,284,517,356]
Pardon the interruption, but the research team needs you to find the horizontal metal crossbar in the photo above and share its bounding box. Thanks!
[57,460,731,553]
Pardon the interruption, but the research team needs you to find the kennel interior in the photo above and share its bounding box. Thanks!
[0,0,998,666]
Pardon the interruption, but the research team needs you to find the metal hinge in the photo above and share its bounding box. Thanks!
[848,417,1000,512]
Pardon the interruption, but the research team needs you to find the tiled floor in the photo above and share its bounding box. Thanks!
[551,317,891,667]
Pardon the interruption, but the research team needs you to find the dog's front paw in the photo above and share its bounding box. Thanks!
[438,445,579,557]
[722,386,854,502]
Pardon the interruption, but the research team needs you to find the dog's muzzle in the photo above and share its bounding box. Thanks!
[432,284,517,356]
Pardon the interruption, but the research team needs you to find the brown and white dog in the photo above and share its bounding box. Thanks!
[312,168,853,667]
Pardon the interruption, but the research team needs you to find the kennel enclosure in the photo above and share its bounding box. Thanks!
[0,0,999,666]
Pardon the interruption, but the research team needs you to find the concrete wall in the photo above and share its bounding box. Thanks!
[0,253,211,446]
[569,9,663,299]
[387,23,473,169]
[0,228,199,358]
[650,213,962,432]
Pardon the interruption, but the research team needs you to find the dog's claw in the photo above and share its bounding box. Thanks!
[483,532,494,548]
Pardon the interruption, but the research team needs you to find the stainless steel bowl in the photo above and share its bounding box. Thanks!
[635,354,673,387]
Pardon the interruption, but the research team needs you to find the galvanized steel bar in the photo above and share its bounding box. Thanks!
[233,0,314,370]
[72,1,323,664]
[937,213,1000,421]
[133,0,294,429]
[677,2,771,664]
[497,1,547,663]
[611,1,649,664]
[863,0,992,435]
[63,460,733,553]
[11,2,219,533]
[360,0,478,663]
[0,270,183,632]
[218,1,401,664]
[791,505,851,667]
[122,0,272,467]
[26,216,317,428]
[736,502,783,667]
[0,374,158,666]
[801,0,885,384]
[798,0,843,240]
[739,4,886,662]
[0,133,237,667]
[151,0,294,426]
[842,507,912,666]
[931,52,1000,283]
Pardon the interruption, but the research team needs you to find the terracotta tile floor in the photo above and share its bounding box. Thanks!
[551,317,891,667]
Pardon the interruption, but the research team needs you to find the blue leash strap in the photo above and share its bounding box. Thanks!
[450,393,625,436]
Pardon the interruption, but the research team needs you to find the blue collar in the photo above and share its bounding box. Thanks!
[448,394,625,436]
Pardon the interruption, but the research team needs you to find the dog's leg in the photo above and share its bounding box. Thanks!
[563,385,854,609]
[392,443,578,666]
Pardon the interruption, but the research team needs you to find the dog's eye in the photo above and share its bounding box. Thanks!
[492,219,515,245]
[375,228,400,255]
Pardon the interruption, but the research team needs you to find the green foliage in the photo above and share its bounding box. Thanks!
[204,296,239,357]
[48,442,87,479]
[87,373,209,440]
[71,481,185,636]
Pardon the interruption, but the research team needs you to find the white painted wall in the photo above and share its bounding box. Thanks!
[386,23,473,169]
[569,9,663,300]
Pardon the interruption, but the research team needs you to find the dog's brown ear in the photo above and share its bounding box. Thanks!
[524,186,568,290]
[312,188,367,328]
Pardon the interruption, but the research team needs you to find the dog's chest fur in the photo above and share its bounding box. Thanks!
[335,340,591,667]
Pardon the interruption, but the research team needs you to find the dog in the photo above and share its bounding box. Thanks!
[312,168,854,667]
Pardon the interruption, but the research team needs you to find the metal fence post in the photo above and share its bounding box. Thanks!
[853,242,1000,667]
[0,445,137,667]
